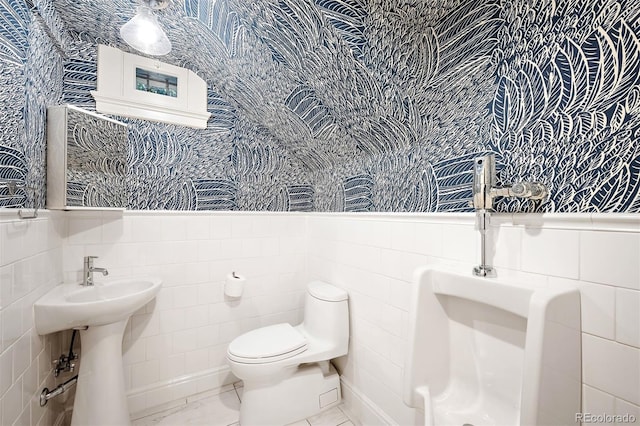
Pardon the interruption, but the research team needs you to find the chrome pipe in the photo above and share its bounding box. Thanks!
[40,375,78,407]
[472,210,495,277]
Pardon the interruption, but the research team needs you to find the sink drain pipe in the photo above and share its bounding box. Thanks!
[40,374,78,407]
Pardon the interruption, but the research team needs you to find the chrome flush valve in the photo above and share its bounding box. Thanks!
[471,154,549,277]
[509,181,548,199]
[472,154,548,211]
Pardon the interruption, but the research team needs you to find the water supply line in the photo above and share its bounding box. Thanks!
[54,329,79,377]
[471,154,548,277]
[40,329,82,406]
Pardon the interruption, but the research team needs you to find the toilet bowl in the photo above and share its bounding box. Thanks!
[227,281,349,425]
[404,265,581,426]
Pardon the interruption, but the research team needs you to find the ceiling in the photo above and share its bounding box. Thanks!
[48,0,496,172]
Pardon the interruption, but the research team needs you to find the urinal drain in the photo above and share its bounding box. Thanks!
[462,424,475,426]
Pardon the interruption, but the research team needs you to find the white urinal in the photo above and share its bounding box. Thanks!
[403,265,581,426]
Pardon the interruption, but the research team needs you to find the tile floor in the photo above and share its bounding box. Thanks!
[133,384,355,426]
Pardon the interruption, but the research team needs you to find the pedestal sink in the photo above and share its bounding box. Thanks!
[34,278,162,426]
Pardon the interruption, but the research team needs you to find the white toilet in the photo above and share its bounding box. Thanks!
[227,281,349,426]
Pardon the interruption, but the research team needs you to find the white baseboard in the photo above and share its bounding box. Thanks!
[127,365,237,420]
[339,377,396,426]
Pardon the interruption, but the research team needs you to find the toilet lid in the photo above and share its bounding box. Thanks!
[227,323,308,363]
[308,281,348,302]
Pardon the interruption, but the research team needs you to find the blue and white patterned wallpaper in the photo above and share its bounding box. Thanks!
[1,0,639,212]
[0,0,64,208]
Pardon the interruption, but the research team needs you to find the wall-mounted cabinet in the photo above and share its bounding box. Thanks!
[46,105,128,210]
[91,44,211,129]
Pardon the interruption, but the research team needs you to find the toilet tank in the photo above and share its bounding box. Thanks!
[303,282,349,352]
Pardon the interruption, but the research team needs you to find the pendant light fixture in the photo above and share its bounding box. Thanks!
[120,0,172,56]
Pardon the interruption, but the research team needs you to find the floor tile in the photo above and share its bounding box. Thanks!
[133,385,353,426]
[133,390,240,426]
[307,406,348,426]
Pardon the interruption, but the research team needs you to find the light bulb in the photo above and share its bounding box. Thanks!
[120,5,172,56]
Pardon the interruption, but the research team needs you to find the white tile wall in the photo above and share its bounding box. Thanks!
[577,280,616,340]
[0,211,65,426]
[521,228,581,279]
[62,211,309,415]
[307,213,640,425]
[308,214,480,423]
[582,334,640,405]
[5,210,639,426]
[582,385,615,426]
[581,231,640,290]
[616,288,640,347]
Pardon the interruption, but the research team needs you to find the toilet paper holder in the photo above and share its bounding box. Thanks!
[225,271,245,298]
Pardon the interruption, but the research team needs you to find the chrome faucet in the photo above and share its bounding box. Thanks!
[83,256,109,286]
[471,154,548,277]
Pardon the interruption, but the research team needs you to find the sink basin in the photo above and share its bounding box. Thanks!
[34,277,162,335]
[34,277,162,426]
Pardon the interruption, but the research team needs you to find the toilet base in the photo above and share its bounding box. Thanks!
[239,362,341,426]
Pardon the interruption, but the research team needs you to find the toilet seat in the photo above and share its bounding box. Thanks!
[228,323,308,364]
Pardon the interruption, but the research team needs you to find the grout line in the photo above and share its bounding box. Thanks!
[232,381,242,402]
